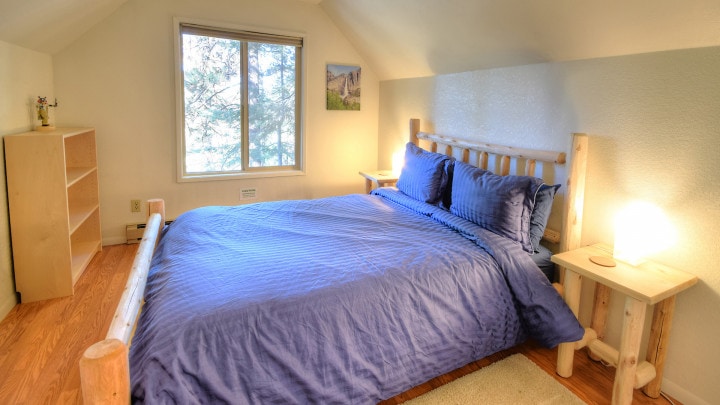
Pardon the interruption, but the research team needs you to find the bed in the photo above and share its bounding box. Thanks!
[79,119,589,404]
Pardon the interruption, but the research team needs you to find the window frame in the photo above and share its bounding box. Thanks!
[174,17,306,182]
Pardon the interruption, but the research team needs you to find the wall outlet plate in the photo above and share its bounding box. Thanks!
[131,199,142,213]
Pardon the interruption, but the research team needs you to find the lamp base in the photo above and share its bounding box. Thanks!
[589,255,616,267]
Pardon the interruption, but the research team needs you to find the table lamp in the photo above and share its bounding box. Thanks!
[590,200,677,267]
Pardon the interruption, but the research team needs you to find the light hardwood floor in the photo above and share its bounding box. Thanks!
[0,244,680,404]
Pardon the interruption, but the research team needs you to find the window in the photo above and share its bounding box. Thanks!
[177,22,303,180]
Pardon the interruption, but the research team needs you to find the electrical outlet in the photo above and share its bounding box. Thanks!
[131,199,142,213]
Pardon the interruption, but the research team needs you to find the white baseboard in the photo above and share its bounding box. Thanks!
[661,378,711,405]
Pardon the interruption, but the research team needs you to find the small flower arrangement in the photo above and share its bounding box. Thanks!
[35,97,58,130]
[36,96,49,126]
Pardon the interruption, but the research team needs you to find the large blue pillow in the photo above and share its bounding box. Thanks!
[396,142,453,204]
[450,161,544,252]
[529,184,561,252]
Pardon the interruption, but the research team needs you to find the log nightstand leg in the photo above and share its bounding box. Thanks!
[364,178,373,193]
[589,283,612,361]
[643,296,677,398]
[557,269,583,377]
[612,297,647,405]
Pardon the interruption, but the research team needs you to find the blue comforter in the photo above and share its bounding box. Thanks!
[129,189,583,404]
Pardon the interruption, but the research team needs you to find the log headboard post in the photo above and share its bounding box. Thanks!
[560,133,588,252]
[558,133,588,283]
[409,118,420,145]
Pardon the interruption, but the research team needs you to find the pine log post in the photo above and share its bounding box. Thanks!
[612,298,647,405]
[555,133,589,378]
[643,296,677,398]
[79,339,129,404]
[588,283,612,361]
[558,133,588,284]
[556,269,583,377]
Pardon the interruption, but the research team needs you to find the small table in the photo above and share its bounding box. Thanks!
[358,170,398,193]
[551,244,697,405]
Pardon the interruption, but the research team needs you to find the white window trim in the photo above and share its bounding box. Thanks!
[173,17,307,182]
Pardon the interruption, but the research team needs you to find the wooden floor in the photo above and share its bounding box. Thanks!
[0,244,680,404]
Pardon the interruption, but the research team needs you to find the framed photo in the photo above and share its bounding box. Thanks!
[326,64,361,110]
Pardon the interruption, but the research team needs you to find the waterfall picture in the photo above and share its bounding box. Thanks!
[326,64,361,110]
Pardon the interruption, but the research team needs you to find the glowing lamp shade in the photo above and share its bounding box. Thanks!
[613,201,677,266]
[391,148,405,177]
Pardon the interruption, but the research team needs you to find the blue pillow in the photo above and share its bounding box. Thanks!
[529,184,561,252]
[450,161,544,252]
[396,142,453,204]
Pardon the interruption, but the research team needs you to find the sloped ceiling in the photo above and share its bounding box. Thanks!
[0,0,129,54]
[321,0,720,80]
[1,0,719,81]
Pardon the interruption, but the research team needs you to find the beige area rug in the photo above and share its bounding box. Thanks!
[404,354,586,405]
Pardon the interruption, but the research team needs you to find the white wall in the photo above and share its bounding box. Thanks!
[53,0,379,244]
[0,40,54,319]
[378,46,720,405]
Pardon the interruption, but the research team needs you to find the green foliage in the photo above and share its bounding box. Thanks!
[326,90,360,111]
[326,90,344,110]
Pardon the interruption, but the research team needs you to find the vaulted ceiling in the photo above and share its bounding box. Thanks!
[0,0,128,54]
[320,0,720,80]
[1,0,719,81]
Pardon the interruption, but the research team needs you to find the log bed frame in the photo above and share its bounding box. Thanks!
[79,118,589,403]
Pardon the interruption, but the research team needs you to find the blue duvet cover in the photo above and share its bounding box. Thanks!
[129,189,583,404]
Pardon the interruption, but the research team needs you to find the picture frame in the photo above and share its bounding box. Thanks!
[326,64,361,111]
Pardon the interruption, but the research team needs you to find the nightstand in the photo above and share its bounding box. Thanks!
[551,243,697,405]
[358,170,398,193]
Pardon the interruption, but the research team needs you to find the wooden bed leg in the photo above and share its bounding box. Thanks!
[79,338,130,404]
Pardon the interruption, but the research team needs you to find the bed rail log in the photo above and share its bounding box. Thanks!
[79,199,165,404]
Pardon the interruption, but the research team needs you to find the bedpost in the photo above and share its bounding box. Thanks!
[147,198,165,225]
[409,118,420,145]
[558,133,588,280]
[555,133,588,376]
[79,339,129,404]
[147,198,165,245]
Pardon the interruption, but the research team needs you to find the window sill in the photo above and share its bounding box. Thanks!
[177,169,305,183]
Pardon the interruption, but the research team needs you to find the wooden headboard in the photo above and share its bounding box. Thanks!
[407,118,587,258]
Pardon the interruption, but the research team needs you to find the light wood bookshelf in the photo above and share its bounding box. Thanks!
[4,127,102,302]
